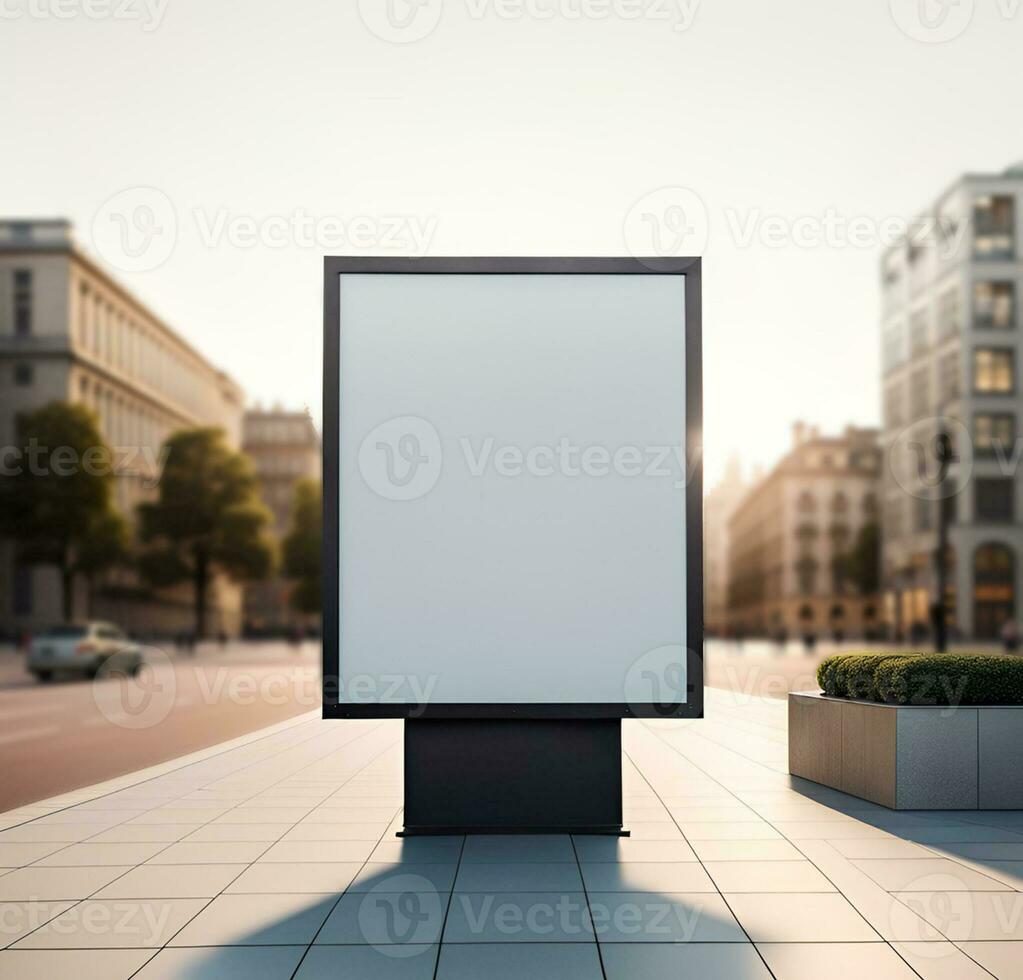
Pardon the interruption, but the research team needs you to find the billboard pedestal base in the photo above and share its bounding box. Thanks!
[400,718,627,836]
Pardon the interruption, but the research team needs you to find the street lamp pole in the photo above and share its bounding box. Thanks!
[932,424,952,654]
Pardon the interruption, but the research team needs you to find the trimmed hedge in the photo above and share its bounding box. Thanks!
[818,652,1023,706]
[817,652,919,700]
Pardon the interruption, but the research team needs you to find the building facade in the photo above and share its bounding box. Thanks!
[704,455,746,636]
[0,219,245,637]
[881,164,1023,640]
[242,407,321,635]
[726,423,881,641]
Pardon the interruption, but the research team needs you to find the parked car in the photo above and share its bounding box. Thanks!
[27,622,143,682]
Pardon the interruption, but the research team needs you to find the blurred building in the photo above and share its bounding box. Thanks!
[242,407,321,635]
[0,218,245,637]
[881,164,1023,640]
[704,455,746,636]
[725,423,881,640]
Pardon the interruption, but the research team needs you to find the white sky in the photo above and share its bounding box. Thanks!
[4,0,1022,485]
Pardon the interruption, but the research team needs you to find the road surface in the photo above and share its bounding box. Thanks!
[0,640,319,812]
[1,637,1002,812]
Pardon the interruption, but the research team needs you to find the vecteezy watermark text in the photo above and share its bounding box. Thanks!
[192,208,437,255]
[0,441,169,487]
[357,0,701,43]
[357,416,700,501]
[0,0,169,31]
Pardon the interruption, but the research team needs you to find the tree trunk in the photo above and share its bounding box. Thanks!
[61,565,74,623]
[194,553,208,640]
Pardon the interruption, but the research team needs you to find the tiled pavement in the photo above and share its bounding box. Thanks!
[1,691,1022,978]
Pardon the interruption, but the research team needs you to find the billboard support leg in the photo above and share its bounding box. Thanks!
[400,718,627,836]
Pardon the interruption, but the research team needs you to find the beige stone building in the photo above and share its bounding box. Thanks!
[242,407,321,635]
[0,219,245,637]
[704,455,746,636]
[881,164,1023,640]
[726,423,882,641]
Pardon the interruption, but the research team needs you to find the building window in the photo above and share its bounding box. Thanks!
[910,366,930,418]
[884,383,905,428]
[797,491,816,513]
[938,287,961,338]
[915,495,933,532]
[974,348,1014,393]
[974,413,1015,458]
[938,350,960,402]
[974,195,1015,260]
[910,310,929,356]
[796,558,818,595]
[14,269,32,336]
[974,281,1015,330]
[13,362,33,386]
[975,478,1015,523]
[974,543,1015,639]
[882,324,905,373]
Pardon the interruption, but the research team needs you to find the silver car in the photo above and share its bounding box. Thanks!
[28,622,144,682]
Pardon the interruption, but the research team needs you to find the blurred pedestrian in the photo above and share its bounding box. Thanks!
[1001,619,1020,654]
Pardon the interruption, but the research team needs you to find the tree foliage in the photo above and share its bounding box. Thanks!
[0,402,129,621]
[138,427,275,637]
[282,479,322,615]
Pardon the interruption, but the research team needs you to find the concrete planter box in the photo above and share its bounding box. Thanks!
[788,691,1023,809]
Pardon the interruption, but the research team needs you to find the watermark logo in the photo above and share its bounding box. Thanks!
[889,416,972,501]
[624,644,689,721]
[889,0,975,42]
[359,417,443,501]
[91,187,177,272]
[624,187,708,268]
[358,0,444,42]
[357,874,445,955]
[91,646,176,729]
[892,873,977,945]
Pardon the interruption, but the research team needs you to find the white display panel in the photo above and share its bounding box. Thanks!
[336,272,689,708]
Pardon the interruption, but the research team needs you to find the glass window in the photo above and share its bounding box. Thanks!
[910,366,930,417]
[884,383,905,428]
[974,195,1015,260]
[974,281,1015,330]
[915,495,933,532]
[14,269,32,336]
[974,413,1015,457]
[974,348,1014,393]
[939,350,960,402]
[938,287,961,337]
[882,323,906,373]
[910,310,929,355]
[13,362,33,386]
[975,478,1015,523]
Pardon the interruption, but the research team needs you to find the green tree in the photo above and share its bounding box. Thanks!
[138,428,275,638]
[283,479,322,615]
[847,522,880,595]
[0,402,129,622]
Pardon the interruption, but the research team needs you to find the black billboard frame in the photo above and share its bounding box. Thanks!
[322,256,703,724]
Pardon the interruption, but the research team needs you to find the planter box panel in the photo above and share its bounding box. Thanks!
[789,692,841,788]
[896,708,978,810]
[979,708,1023,809]
[841,700,896,809]
[788,692,1023,811]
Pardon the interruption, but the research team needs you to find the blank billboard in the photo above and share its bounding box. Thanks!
[323,259,702,719]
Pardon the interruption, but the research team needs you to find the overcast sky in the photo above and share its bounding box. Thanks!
[4,0,1022,484]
